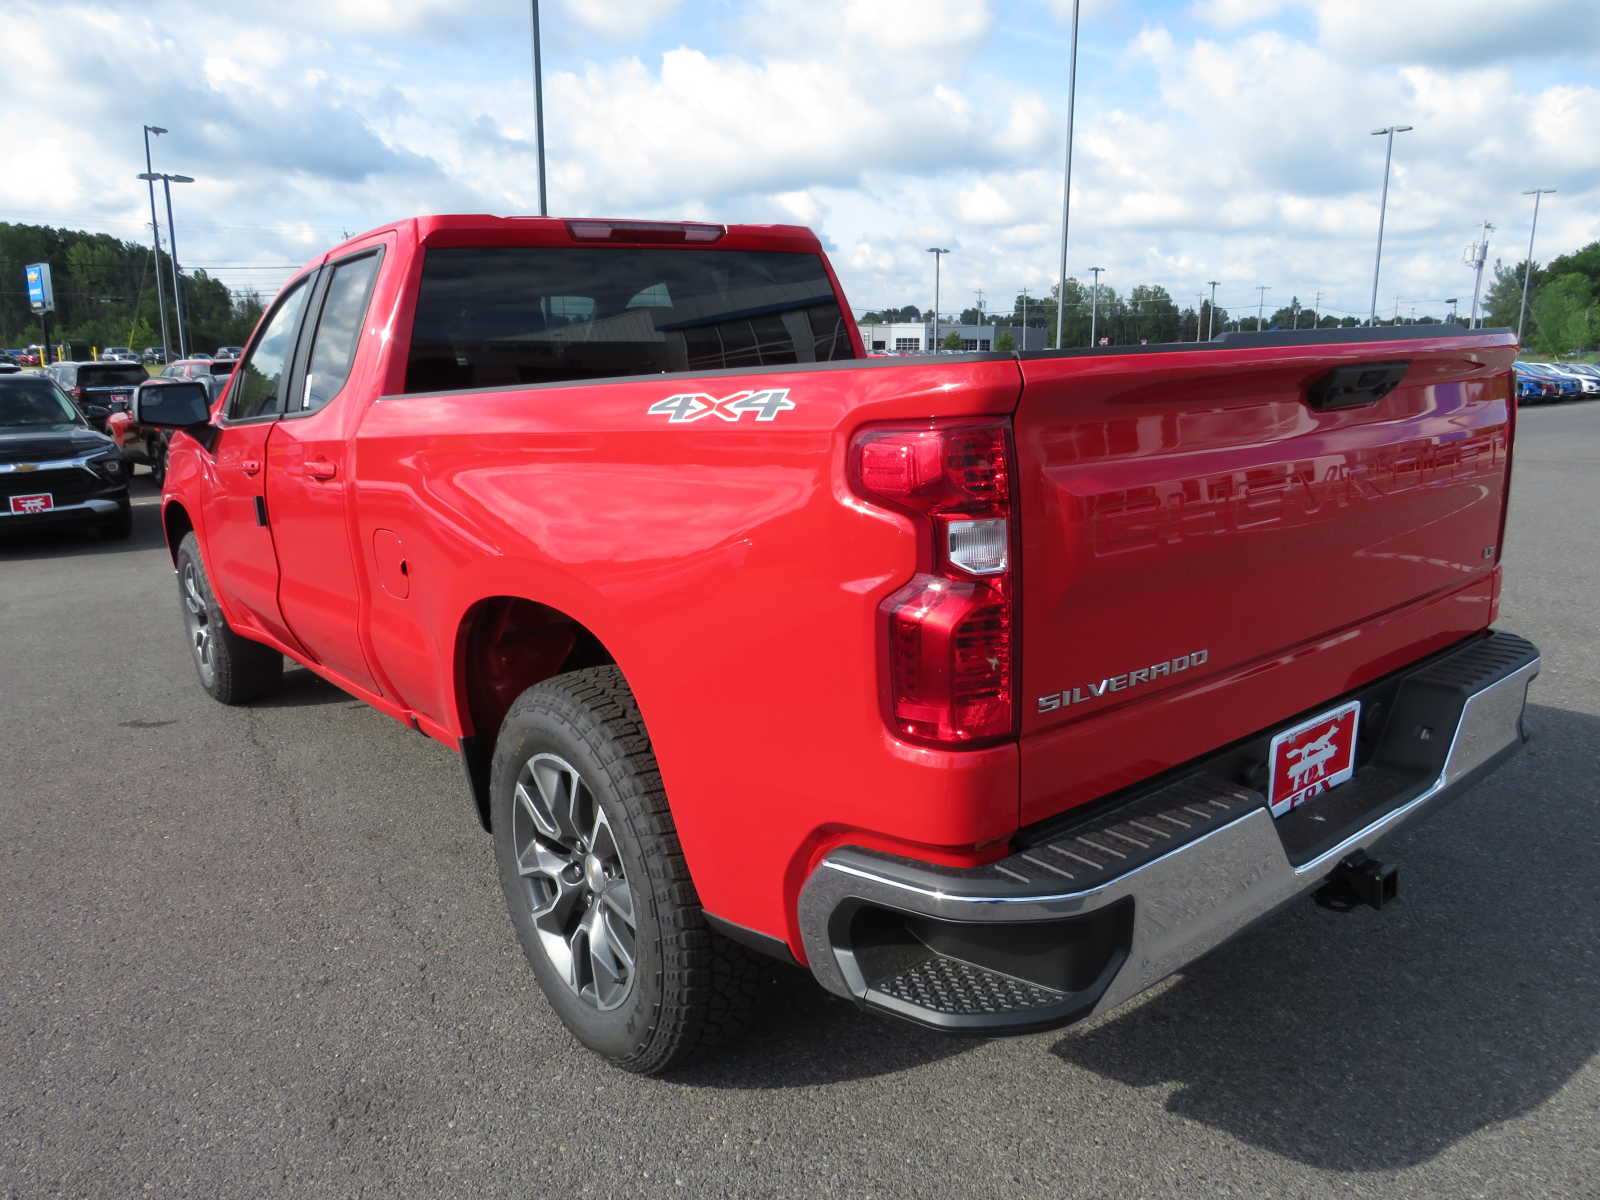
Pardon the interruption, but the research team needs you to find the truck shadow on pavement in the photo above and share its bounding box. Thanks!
[1050,701,1598,1171]
[671,965,979,1086]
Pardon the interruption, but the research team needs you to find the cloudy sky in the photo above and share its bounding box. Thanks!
[8,0,1599,323]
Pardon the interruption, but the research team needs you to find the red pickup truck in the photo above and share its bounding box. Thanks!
[136,215,1539,1074]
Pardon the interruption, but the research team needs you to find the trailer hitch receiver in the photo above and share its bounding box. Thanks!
[1313,851,1399,912]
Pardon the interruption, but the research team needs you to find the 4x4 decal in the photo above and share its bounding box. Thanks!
[647,389,795,423]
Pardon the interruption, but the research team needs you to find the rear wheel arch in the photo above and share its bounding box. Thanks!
[454,595,621,830]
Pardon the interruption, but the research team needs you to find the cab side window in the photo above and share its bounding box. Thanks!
[300,252,381,412]
[227,278,312,421]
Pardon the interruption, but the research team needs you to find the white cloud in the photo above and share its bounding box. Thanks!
[556,0,684,40]
[1189,0,1290,29]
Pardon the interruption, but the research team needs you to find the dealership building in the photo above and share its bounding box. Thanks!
[858,321,1046,354]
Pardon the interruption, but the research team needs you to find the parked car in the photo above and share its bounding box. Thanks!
[142,346,169,365]
[43,361,151,431]
[101,346,138,363]
[160,357,239,387]
[189,352,213,361]
[213,345,243,359]
[0,372,130,538]
[1515,360,1581,398]
[1534,362,1600,396]
[1514,369,1557,404]
[140,214,1538,1074]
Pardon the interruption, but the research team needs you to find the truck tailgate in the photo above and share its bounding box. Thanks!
[1014,331,1518,827]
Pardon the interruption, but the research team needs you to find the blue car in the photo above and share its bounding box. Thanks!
[1515,361,1581,399]
[1513,370,1554,404]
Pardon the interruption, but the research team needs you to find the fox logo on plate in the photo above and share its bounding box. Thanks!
[647,389,795,424]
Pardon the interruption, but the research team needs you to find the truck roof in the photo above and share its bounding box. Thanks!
[309,215,825,275]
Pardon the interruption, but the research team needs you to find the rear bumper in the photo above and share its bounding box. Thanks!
[797,630,1540,1034]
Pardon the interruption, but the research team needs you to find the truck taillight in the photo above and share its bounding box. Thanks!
[850,420,1016,747]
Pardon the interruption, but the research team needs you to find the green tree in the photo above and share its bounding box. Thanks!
[1481,259,1542,337]
[995,330,1016,352]
[941,330,962,351]
[1530,273,1598,356]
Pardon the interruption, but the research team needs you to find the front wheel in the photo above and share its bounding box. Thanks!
[491,666,760,1074]
[175,532,283,704]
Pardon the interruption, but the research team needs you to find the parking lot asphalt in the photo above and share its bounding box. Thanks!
[3,403,1598,1200]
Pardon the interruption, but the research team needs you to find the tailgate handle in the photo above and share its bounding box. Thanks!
[1307,361,1409,411]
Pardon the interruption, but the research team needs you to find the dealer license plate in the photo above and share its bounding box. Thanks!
[9,493,54,515]
[1267,700,1360,817]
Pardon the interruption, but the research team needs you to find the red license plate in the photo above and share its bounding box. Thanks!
[9,493,54,515]
[1267,700,1360,817]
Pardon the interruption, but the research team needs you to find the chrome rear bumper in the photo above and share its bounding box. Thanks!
[797,631,1540,1033]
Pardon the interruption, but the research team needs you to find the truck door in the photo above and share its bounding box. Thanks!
[201,276,315,649]
[265,245,387,696]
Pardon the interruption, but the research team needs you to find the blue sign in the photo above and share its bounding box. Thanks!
[26,263,53,313]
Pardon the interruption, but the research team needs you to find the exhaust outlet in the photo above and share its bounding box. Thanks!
[1313,851,1399,912]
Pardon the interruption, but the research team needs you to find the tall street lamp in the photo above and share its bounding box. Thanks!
[1368,124,1413,325]
[1206,280,1219,339]
[1518,188,1555,343]
[529,1,548,215]
[927,248,950,351]
[141,125,172,357]
[1255,285,1270,332]
[1088,266,1104,346]
[140,172,195,359]
[1054,0,1081,352]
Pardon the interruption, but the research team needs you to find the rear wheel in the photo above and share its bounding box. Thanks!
[176,532,283,704]
[491,666,761,1074]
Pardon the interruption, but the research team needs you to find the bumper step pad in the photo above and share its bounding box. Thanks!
[876,956,1066,1017]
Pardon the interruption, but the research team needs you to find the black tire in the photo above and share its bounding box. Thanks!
[175,532,283,704]
[491,666,761,1074]
[100,497,133,540]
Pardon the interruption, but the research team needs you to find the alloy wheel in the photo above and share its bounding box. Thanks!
[511,752,638,1011]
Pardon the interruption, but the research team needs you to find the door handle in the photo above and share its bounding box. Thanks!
[304,456,337,481]
[240,458,262,476]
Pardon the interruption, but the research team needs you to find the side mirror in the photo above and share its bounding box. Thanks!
[135,379,211,428]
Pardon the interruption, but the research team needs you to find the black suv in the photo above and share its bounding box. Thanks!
[0,374,131,539]
[45,361,150,429]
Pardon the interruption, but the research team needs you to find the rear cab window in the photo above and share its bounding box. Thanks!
[403,246,855,393]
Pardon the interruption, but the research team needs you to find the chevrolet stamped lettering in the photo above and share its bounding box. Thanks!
[1036,650,1210,712]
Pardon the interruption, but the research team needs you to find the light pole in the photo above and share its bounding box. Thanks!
[927,248,950,351]
[1518,188,1555,343]
[1088,266,1104,346]
[141,172,195,358]
[529,1,548,215]
[1311,289,1322,330]
[1054,0,1081,352]
[1255,285,1270,331]
[141,125,172,358]
[1465,220,1494,328]
[1206,280,1219,339]
[1368,124,1413,325]
[1446,297,1459,324]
